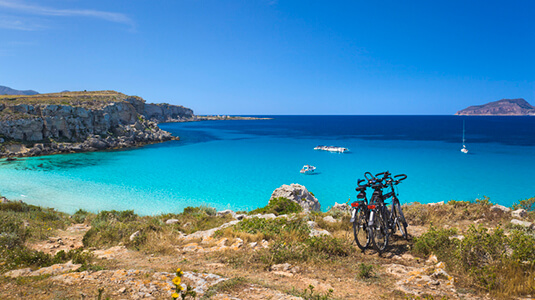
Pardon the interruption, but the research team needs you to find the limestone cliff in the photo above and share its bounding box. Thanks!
[125,97,194,123]
[0,91,194,158]
[456,98,535,115]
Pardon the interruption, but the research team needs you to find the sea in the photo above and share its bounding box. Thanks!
[1,116,534,215]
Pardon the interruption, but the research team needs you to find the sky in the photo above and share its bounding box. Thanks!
[0,0,534,115]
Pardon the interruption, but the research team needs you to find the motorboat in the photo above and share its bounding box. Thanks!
[300,164,316,174]
[314,145,349,153]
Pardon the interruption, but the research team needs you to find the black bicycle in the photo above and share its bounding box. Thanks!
[351,178,371,251]
[351,171,409,253]
[382,173,408,240]
[366,171,390,253]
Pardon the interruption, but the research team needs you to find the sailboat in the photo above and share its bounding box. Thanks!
[461,120,468,154]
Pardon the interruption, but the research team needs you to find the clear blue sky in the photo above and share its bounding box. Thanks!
[1,0,534,115]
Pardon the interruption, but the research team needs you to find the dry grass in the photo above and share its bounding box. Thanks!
[0,90,127,105]
[403,199,511,230]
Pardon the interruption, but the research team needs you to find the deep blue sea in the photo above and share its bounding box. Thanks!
[1,116,534,215]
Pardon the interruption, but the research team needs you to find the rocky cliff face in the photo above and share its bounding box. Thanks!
[0,91,193,158]
[126,97,194,123]
[456,98,535,115]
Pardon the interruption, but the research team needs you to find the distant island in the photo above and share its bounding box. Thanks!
[0,85,39,96]
[456,98,535,115]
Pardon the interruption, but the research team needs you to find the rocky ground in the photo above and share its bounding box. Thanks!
[1,186,534,299]
[1,215,468,300]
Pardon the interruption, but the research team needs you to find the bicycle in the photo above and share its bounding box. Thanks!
[382,173,408,240]
[351,178,371,251]
[350,171,409,253]
[366,171,390,253]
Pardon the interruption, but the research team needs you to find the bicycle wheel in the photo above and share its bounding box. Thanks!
[352,207,369,251]
[371,209,389,253]
[394,202,408,240]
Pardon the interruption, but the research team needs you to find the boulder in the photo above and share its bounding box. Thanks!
[323,216,337,223]
[165,219,179,224]
[490,204,511,213]
[331,202,350,212]
[307,221,331,237]
[511,219,534,229]
[129,230,141,241]
[270,184,320,212]
[216,209,236,218]
[512,209,528,219]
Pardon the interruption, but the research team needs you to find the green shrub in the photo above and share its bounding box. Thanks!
[413,224,535,295]
[507,229,535,262]
[72,209,92,223]
[233,217,309,241]
[457,226,507,272]
[512,196,535,212]
[357,263,376,279]
[83,210,142,248]
[258,240,308,266]
[292,285,334,300]
[412,226,458,257]
[0,214,28,249]
[305,236,353,259]
[249,197,303,216]
[93,210,137,223]
[183,205,216,217]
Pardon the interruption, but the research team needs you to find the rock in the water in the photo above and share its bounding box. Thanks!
[270,183,320,212]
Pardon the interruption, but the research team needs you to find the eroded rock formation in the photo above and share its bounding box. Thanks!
[0,91,194,158]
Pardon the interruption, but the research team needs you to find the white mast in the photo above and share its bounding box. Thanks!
[461,120,468,153]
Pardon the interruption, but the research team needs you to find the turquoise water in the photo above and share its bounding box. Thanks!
[1,116,534,215]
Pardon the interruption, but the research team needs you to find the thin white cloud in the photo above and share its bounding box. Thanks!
[0,15,46,30]
[0,0,133,26]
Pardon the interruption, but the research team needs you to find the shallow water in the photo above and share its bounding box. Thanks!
[1,116,534,215]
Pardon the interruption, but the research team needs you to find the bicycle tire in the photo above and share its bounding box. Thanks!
[394,202,408,240]
[371,208,389,253]
[352,207,369,251]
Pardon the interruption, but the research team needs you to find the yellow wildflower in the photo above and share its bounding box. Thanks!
[172,276,181,285]
[47,227,52,231]
[176,268,183,276]
[171,292,179,299]
[176,284,184,291]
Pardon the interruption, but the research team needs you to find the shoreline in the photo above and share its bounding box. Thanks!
[0,115,270,159]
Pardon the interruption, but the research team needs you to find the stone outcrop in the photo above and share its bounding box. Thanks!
[126,97,194,123]
[270,183,321,212]
[0,91,193,158]
[456,98,535,115]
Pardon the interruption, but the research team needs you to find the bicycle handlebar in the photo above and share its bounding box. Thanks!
[364,172,375,181]
[394,174,407,182]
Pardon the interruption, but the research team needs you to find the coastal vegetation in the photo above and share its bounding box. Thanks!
[1,196,535,299]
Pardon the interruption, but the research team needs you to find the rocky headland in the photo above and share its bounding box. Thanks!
[456,98,535,115]
[0,91,194,158]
